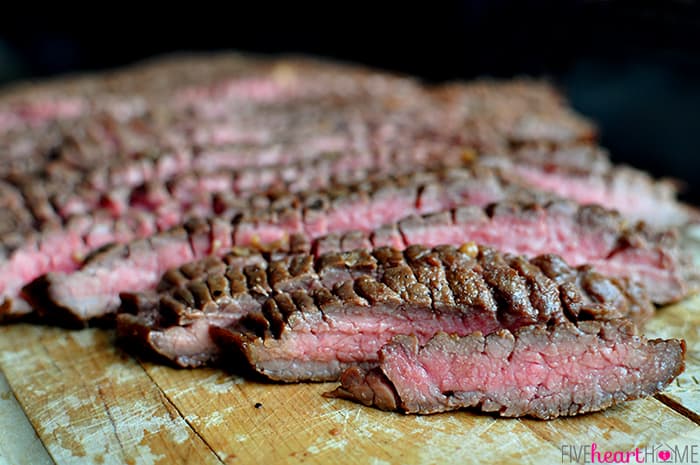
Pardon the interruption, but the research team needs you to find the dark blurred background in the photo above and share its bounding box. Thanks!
[1,1,699,204]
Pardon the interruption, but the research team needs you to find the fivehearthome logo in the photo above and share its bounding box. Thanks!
[561,443,699,464]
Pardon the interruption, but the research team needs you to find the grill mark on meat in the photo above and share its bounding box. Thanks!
[7,176,63,230]
[244,264,273,298]
[206,273,230,302]
[22,189,688,325]
[578,269,631,320]
[3,55,696,326]
[160,255,272,327]
[120,245,652,370]
[187,280,215,311]
[0,180,35,239]
[267,254,318,293]
[6,166,504,319]
[505,255,564,325]
[354,275,403,307]
[435,245,498,319]
[326,321,686,419]
[332,280,369,310]
[372,247,432,307]
[403,245,457,311]
[477,248,539,329]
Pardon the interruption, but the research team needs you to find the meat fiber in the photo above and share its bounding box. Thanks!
[2,53,696,327]
[482,145,698,228]
[2,165,508,320]
[326,321,685,419]
[17,167,527,322]
[24,192,693,327]
[118,245,653,370]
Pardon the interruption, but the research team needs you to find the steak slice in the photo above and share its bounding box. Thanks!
[25,188,693,326]
[1,164,501,320]
[4,53,696,325]
[0,110,491,295]
[482,145,699,228]
[1,53,587,207]
[91,196,700,322]
[25,226,197,327]
[19,167,526,323]
[120,245,652,370]
[14,147,694,322]
[326,320,685,419]
[395,201,697,305]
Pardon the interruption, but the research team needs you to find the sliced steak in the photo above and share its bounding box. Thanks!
[24,189,692,325]
[482,145,699,228]
[11,151,693,322]
[119,245,652,370]
[1,209,161,321]
[0,165,490,319]
[18,167,525,323]
[3,53,696,327]
[394,201,697,305]
[326,320,685,419]
[40,193,689,326]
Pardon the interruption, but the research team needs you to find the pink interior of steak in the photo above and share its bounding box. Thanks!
[29,233,196,320]
[331,323,686,418]
[150,319,223,366]
[398,206,684,304]
[384,329,682,416]
[591,249,685,305]
[142,305,500,372]
[510,165,690,227]
[1,230,89,303]
[239,304,507,381]
[4,54,695,324]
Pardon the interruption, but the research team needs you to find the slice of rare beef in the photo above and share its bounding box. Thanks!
[326,320,685,419]
[27,191,690,328]
[121,244,653,370]
[26,189,698,321]
[20,167,529,323]
[481,145,699,228]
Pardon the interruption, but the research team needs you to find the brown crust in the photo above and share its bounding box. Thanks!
[127,245,655,370]
[3,53,695,325]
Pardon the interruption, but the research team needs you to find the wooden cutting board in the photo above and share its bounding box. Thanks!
[2,240,700,465]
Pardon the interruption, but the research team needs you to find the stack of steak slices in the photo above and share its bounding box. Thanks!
[1,54,695,320]
[23,167,695,326]
[117,243,653,369]
[1,55,605,320]
[115,244,684,419]
[0,53,694,418]
[110,181,678,369]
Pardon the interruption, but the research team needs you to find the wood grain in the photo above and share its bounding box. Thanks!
[0,326,221,465]
[142,364,700,465]
[0,371,54,465]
